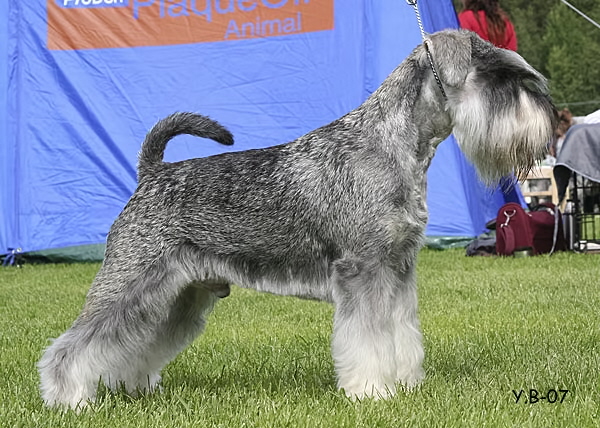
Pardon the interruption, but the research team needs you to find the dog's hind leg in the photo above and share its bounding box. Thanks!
[390,265,424,389]
[136,282,222,393]
[331,258,399,399]
[38,248,222,409]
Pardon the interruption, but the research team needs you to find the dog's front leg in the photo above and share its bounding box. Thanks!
[331,258,399,399]
[390,264,424,389]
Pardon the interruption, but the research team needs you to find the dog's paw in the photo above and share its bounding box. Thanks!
[397,368,424,392]
[340,382,397,401]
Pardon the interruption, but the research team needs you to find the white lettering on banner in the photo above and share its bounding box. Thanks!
[132,0,311,20]
[225,12,302,39]
[133,0,212,21]
[48,0,332,50]
[62,0,126,6]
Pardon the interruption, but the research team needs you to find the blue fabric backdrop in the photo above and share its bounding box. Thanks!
[0,0,519,256]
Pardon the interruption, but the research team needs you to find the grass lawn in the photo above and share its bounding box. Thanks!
[0,249,599,427]
[580,214,600,241]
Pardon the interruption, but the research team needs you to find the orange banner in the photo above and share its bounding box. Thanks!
[47,0,334,50]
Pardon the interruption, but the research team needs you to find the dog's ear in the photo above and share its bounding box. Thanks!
[425,30,474,88]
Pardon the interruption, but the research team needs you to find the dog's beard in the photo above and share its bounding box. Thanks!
[452,90,553,186]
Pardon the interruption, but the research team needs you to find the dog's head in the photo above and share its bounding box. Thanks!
[425,30,557,184]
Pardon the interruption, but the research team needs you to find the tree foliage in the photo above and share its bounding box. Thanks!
[452,0,600,115]
[543,2,600,115]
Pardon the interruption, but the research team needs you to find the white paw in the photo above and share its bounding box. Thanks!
[397,367,424,391]
[340,381,397,401]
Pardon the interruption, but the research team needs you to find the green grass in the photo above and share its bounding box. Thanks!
[580,214,600,241]
[1,249,599,427]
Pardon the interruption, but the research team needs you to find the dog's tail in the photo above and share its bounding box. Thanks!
[138,112,234,176]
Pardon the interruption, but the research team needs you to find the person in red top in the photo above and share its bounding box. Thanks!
[458,0,517,51]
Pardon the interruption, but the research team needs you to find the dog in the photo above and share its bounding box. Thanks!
[38,29,557,409]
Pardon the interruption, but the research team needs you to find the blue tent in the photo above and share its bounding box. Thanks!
[0,0,518,261]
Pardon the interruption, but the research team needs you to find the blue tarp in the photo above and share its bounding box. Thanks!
[0,0,519,257]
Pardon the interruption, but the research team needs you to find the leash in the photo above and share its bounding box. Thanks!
[405,0,447,100]
[560,0,600,31]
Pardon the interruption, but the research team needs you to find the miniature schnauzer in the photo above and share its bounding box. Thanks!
[39,30,556,409]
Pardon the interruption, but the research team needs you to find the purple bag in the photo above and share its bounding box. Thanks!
[496,202,565,256]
